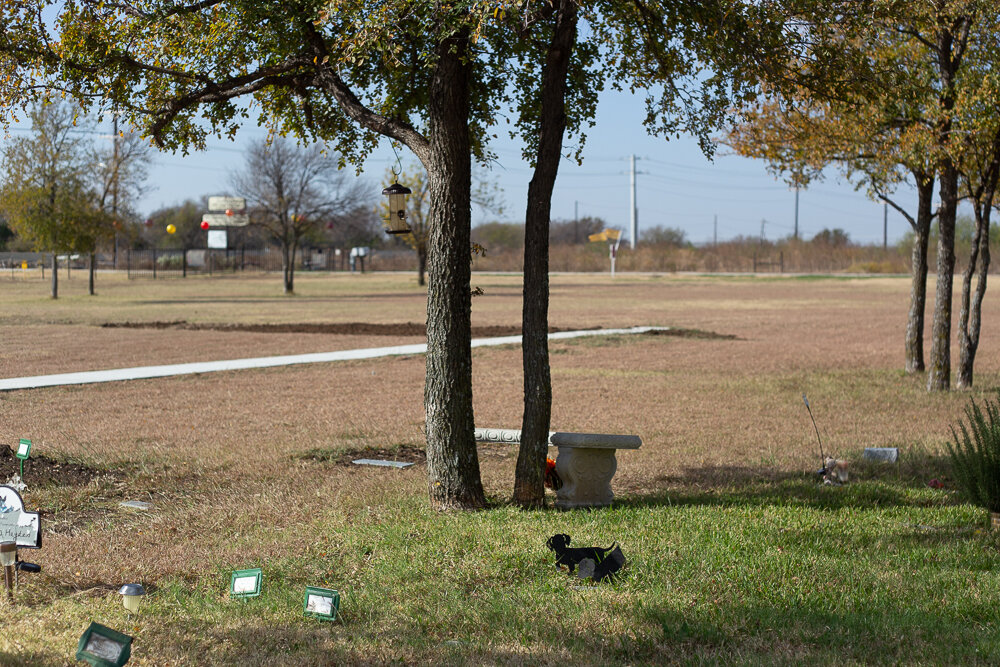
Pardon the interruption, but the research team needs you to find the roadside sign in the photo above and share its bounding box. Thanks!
[207,196,246,212]
[202,213,249,227]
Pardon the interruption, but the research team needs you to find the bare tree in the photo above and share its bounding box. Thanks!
[231,137,371,293]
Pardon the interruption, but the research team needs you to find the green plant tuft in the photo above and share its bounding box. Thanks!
[945,393,1000,513]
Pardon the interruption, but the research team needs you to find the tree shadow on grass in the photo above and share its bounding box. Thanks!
[613,601,1000,665]
[616,452,959,514]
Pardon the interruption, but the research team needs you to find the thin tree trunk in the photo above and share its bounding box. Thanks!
[905,176,934,373]
[957,140,999,388]
[88,251,96,295]
[423,28,485,510]
[417,244,427,286]
[50,252,58,299]
[927,163,958,392]
[283,242,293,294]
[957,208,990,389]
[514,0,578,508]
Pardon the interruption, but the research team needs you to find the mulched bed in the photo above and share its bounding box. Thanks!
[101,321,582,337]
[0,445,103,487]
[299,445,427,467]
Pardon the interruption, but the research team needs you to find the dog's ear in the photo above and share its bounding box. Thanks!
[561,534,571,546]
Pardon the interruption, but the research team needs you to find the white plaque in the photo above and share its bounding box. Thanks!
[306,594,333,615]
[207,196,246,212]
[16,442,29,457]
[84,635,124,662]
[202,212,249,227]
[233,575,257,594]
[207,229,228,249]
[0,485,40,548]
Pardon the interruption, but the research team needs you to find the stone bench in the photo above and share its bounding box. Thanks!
[474,428,642,509]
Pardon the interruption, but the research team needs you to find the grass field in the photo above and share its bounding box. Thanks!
[2,270,1000,665]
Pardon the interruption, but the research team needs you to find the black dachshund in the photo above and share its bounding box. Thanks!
[546,534,617,573]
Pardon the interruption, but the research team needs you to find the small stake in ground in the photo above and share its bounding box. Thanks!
[15,439,31,481]
[802,394,826,475]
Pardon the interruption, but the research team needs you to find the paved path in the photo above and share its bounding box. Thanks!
[0,326,665,391]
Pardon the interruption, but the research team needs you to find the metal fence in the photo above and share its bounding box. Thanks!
[121,247,287,278]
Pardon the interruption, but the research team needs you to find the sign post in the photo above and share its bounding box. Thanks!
[15,439,31,480]
[588,229,623,277]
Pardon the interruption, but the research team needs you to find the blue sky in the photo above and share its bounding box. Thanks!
[129,86,922,247]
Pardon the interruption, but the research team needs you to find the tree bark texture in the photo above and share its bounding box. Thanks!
[423,29,486,510]
[88,251,96,295]
[50,253,58,299]
[905,176,934,373]
[927,163,958,392]
[513,0,578,508]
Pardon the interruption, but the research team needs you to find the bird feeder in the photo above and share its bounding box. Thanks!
[382,182,412,235]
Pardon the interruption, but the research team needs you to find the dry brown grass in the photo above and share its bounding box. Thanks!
[1,271,997,663]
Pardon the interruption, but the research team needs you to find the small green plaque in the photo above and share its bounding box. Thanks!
[15,439,31,460]
[303,586,340,621]
[230,568,262,598]
[76,622,132,667]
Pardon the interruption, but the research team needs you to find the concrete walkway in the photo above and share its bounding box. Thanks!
[0,326,666,391]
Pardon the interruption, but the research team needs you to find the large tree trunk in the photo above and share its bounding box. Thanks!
[904,176,933,373]
[50,252,58,299]
[88,251,96,295]
[513,0,578,508]
[927,163,958,392]
[423,28,485,510]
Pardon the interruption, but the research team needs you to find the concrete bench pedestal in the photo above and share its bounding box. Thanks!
[474,428,642,509]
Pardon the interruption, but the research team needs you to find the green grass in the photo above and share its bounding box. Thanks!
[6,478,998,665]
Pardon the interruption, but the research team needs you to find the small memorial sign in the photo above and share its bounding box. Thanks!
[0,485,41,549]
[230,567,262,598]
[15,439,31,460]
[303,586,339,621]
[76,622,132,667]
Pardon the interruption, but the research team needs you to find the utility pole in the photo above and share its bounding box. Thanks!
[713,214,717,246]
[574,200,579,244]
[760,219,766,246]
[629,154,638,249]
[793,185,800,240]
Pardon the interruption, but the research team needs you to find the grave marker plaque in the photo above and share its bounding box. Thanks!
[0,485,41,549]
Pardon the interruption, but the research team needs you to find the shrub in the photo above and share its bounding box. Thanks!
[946,394,1000,513]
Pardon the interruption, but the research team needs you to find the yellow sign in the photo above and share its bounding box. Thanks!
[21,261,27,270]
[589,229,621,243]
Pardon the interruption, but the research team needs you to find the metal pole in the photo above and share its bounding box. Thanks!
[629,155,637,250]
[794,185,800,240]
[713,214,717,246]
[574,200,579,244]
